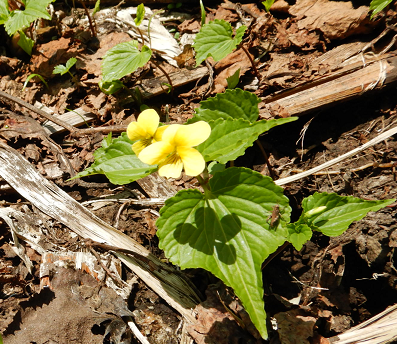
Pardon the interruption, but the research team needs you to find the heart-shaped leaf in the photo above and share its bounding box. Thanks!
[5,0,54,35]
[72,133,156,184]
[157,167,291,339]
[196,117,298,164]
[193,19,246,66]
[102,41,152,82]
[298,192,395,237]
[193,88,261,123]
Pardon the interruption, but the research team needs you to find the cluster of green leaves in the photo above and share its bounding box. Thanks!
[73,85,395,339]
[0,0,55,55]
[262,0,276,12]
[53,57,77,77]
[100,8,246,94]
[369,0,393,18]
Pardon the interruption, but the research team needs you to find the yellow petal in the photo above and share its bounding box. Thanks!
[137,109,160,137]
[174,121,211,147]
[178,147,206,176]
[161,124,181,144]
[153,125,169,142]
[158,154,184,178]
[127,122,147,141]
[138,141,173,165]
[132,139,151,156]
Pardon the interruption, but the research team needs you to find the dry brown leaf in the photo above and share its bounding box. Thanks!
[178,18,201,33]
[289,0,374,40]
[30,37,82,78]
[212,48,252,94]
[274,309,316,343]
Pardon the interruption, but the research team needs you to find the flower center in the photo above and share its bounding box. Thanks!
[141,138,152,148]
[162,151,181,166]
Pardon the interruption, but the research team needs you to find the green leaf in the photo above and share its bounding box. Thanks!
[17,29,34,55]
[23,73,48,91]
[98,79,124,95]
[53,57,77,75]
[192,88,261,123]
[135,3,145,26]
[93,0,100,15]
[193,19,246,66]
[196,117,297,164]
[157,167,291,339]
[5,0,54,36]
[226,68,240,89]
[0,0,10,25]
[287,223,312,251]
[262,0,275,12]
[207,161,225,175]
[72,132,157,184]
[299,192,395,237]
[102,41,152,82]
[369,0,392,18]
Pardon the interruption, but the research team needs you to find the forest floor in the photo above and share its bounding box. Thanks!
[0,0,396,343]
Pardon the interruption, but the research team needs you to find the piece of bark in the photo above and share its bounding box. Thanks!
[34,102,96,135]
[138,66,208,98]
[261,52,396,119]
[0,142,200,323]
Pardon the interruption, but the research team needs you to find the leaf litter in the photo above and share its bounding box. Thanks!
[0,0,396,343]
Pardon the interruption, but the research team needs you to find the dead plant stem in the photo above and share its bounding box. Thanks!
[241,44,262,82]
[256,139,276,180]
[80,1,97,37]
[151,60,174,95]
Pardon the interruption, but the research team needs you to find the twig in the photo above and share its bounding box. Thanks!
[240,44,262,82]
[80,0,97,37]
[0,90,77,134]
[290,161,396,176]
[151,60,174,95]
[71,125,127,135]
[256,139,276,180]
[126,317,150,344]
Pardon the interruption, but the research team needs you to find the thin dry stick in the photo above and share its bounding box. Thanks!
[151,60,174,95]
[256,140,276,180]
[0,90,77,134]
[275,127,397,186]
[240,44,262,82]
[80,1,97,37]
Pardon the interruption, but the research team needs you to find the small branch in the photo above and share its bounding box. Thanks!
[240,44,262,82]
[80,1,97,37]
[256,139,276,180]
[0,90,77,134]
[151,60,174,95]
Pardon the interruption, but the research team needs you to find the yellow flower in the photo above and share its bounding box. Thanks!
[126,109,168,155]
[138,121,211,178]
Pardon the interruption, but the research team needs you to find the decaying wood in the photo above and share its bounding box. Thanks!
[137,172,177,199]
[138,66,208,98]
[261,51,397,118]
[329,304,397,344]
[0,89,79,134]
[34,102,96,135]
[0,142,200,324]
